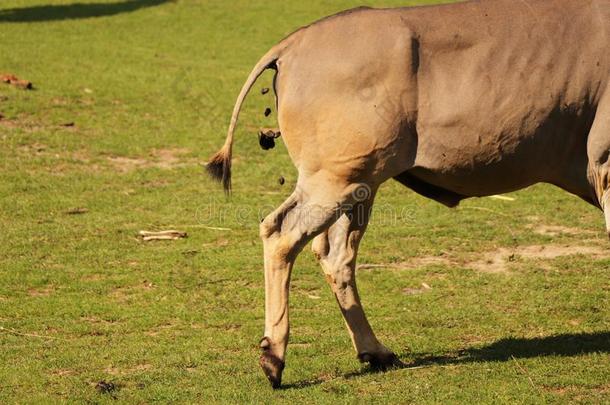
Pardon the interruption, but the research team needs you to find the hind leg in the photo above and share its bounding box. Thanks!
[258,171,367,388]
[587,89,610,233]
[312,188,401,369]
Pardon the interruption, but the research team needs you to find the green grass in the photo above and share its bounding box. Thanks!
[0,0,608,403]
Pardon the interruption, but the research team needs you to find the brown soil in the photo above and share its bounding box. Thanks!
[527,224,595,236]
[468,244,608,274]
[358,243,608,274]
[106,148,193,172]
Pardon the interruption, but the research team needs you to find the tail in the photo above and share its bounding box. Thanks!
[206,36,294,193]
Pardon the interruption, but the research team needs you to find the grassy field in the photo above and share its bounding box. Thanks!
[1,0,609,403]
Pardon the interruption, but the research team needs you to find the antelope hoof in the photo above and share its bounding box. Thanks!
[358,351,403,370]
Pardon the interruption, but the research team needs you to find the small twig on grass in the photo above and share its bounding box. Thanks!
[402,365,428,370]
[401,363,459,371]
[0,326,59,340]
[511,355,540,392]
[488,195,516,201]
[357,263,388,270]
[138,230,187,241]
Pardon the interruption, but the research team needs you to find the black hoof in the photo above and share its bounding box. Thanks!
[259,339,285,389]
[358,351,404,371]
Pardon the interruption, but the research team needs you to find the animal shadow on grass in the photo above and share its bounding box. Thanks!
[0,0,170,23]
[281,331,610,389]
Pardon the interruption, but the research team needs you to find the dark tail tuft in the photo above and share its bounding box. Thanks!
[204,34,292,196]
[205,148,231,194]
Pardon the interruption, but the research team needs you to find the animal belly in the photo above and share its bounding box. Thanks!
[410,95,594,198]
[410,133,550,197]
[408,163,539,198]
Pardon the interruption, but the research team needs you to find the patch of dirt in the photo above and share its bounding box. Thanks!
[18,142,48,154]
[17,146,192,174]
[51,369,76,377]
[155,148,189,168]
[459,334,488,346]
[402,282,432,295]
[81,316,118,325]
[203,238,229,248]
[109,287,133,303]
[139,179,171,188]
[541,384,610,395]
[27,286,54,297]
[109,282,156,303]
[0,118,19,129]
[567,319,581,326]
[106,156,148,172]
[81,274,106,282]
[145,322,175,337]
[105,364,152,376]
[468,244,609,274]
[358,256,451,271]
[51,97,70,106]
[527,224,595,236]
[358,243,609,275]
[543,385,571,395]
[0,116,44,132]
[207,323,241,331]
[16,144,98,175]
[107,148,192,173]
